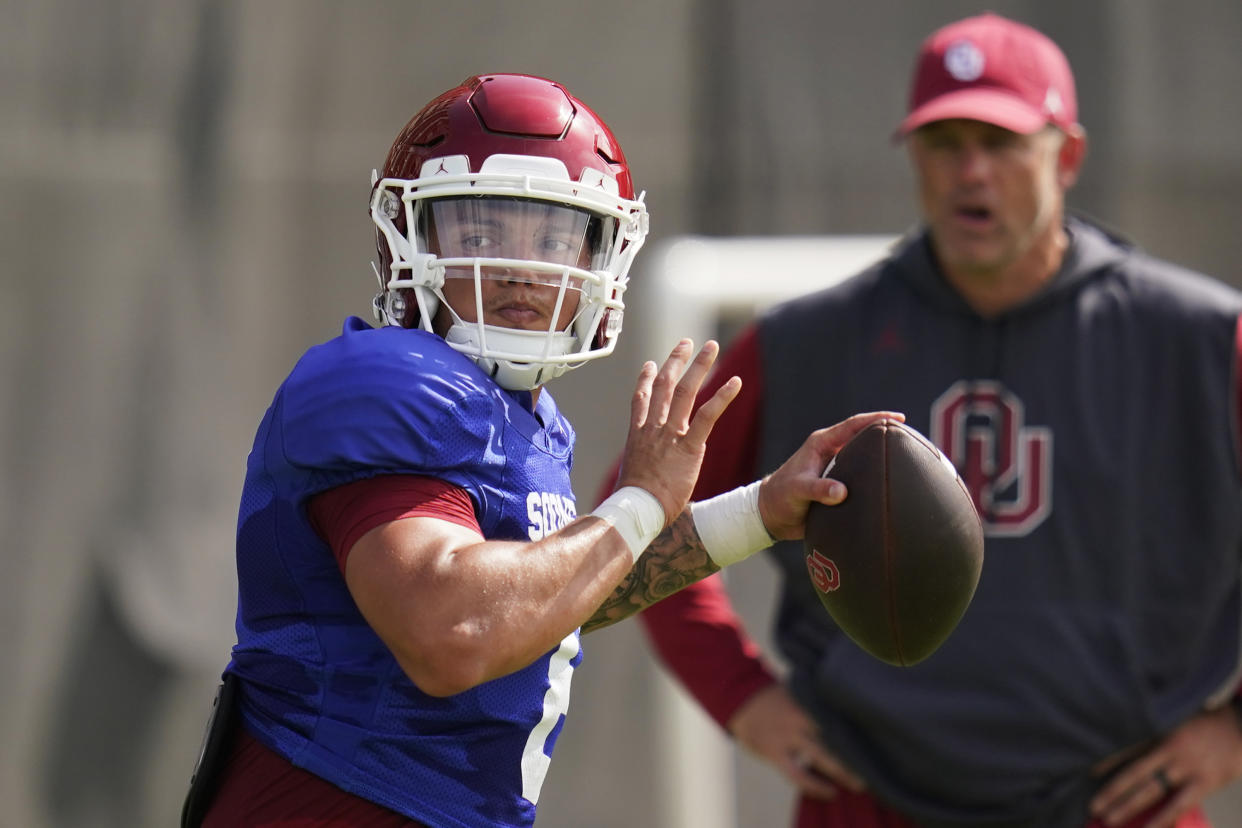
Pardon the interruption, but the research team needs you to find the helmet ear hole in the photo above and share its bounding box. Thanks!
[379,188,401,221]
[372,285,429,330]
[395,288,422,329]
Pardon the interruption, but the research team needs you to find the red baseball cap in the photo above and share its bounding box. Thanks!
[896,13,1078,137]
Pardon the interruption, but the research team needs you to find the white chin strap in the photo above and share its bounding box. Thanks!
[443,321,579,391]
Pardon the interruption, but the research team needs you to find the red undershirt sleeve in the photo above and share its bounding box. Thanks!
[598,324,780,730]
[307,474,481,574]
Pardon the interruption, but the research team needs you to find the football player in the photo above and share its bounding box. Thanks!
[181,73,898,828]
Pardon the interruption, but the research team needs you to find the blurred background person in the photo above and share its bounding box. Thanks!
[626,11,1242,828]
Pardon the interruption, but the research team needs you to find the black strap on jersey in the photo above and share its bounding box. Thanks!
[180,672,240,828]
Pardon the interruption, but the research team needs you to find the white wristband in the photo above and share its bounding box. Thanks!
[690,480,776,568]
[591,486,666,564]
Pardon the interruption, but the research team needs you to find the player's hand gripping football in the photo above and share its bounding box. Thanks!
[614,339,741,523]
[756,411,905,541]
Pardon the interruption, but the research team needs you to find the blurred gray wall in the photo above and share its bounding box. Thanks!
[2,1,1240,827]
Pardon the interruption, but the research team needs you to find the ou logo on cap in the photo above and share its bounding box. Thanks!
[944,40,985,81]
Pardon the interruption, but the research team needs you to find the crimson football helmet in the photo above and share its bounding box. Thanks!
[370,73,649,390]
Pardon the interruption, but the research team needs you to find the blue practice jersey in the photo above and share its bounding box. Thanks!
[227,316,582,828]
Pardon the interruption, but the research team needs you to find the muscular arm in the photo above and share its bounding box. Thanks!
[581,510,719,634]
[352,501,719,693]
[346,512,635,697]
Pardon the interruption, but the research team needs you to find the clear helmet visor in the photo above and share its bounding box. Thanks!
[423,196,614,307]
[427,196,615,272]
[421,197,619,389]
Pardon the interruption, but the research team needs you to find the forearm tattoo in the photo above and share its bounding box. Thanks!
[581,510,721,634]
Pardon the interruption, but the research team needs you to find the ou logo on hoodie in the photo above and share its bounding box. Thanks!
[931,380,1052,538]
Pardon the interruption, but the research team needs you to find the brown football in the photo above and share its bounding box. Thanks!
[803,419,983,666]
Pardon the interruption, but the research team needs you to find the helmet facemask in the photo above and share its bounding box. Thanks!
[371,153,648,390]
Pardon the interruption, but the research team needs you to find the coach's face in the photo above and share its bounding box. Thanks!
[908,119,1084,284]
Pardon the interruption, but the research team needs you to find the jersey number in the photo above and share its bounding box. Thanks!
[520,632,579,804]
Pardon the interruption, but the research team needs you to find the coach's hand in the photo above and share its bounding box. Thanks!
[728,683,865,799]
[614,339,740,524]
[1089,705,1242,828]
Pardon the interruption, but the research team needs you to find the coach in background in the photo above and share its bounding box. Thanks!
[622,12,1242,828]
